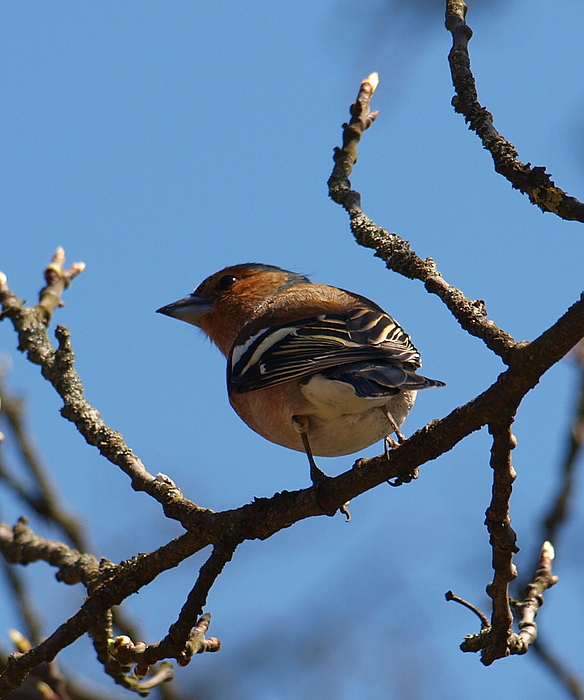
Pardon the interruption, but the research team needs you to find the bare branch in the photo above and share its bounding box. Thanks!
[457,542,559,663]
[87,610,175,695]
[511,542,559,652]
[1,561,43,645]
[139,543,233,668]
[445,0,584,222]
[0,518,103,588]
[439,421,522,664]
[0,376,88,551]
[328,76,517,362]
[110,612,220,678]
[513,343,584,697]
[482,420,519,665]
[326,70,584,677]
[4,290,581,692]
[0,255,211,528]
[0,526,207,694]
[445,591,489,629]
[542,343,584,542]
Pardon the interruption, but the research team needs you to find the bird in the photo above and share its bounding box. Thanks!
[157,263,444,484]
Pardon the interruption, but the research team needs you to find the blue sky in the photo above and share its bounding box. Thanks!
[1,1,584,698]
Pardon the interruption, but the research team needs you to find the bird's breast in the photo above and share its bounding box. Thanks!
[229,374,416,458]
[299,375,416,456]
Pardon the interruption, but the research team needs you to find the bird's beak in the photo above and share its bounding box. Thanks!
[156,294,214,327]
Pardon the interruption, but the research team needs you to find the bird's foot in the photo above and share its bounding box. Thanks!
[387,467,419,487]
[309,462,339,517]
[310,461,328,486]
[384,435,399,459]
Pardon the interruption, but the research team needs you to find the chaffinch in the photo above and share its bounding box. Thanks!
[157,264,444,483]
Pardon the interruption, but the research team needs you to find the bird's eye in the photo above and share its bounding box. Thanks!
[218,275,238,292]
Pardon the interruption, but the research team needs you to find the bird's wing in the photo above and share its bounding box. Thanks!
[229,309,425,394]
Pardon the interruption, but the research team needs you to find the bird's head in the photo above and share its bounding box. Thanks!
[156,263,310,355]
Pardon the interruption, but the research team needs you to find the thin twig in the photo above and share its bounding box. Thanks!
[0,560,43,645]
[511,541,559,652]
[445,0,584,222]
[327,75,518,363]
[445,590,489,628]
[515,343,584,697]
[0,255,211,529]
[140,542,234,667]
[0,379,88,551]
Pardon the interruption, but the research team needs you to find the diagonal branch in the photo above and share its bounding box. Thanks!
[445,0,584,222]
[0,523,212,695]
[542,343,584,544]
[110,543,233,673]
[0,376,88,551]
[0,262,211,529]
[144,542,234,667]
[328,74,517,363]
[513,343,584,698]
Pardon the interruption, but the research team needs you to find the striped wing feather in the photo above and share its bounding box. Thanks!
[229,309,422,394]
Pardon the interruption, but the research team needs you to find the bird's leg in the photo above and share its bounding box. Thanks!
[298,430,345,517]
[292,415,328,484]
[292,416,353,517]
[300,431,327,485]
[382,406,406,443]
[381,406,418,486]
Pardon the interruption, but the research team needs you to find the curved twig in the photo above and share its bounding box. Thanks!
[445,0,584,222]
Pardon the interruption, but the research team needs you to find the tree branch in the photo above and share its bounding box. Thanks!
[0,374,88,551]
[512,343,584,698]
[445,0,584,222]
[327,75,518,363]
[0,260,210,529]
[1,59,584,691]
[326,69,584,674]
[482,420,519,665]
[511,542,559,653]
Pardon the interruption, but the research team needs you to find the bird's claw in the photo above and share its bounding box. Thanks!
[384,435,399,459]
[387,467,419,487]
